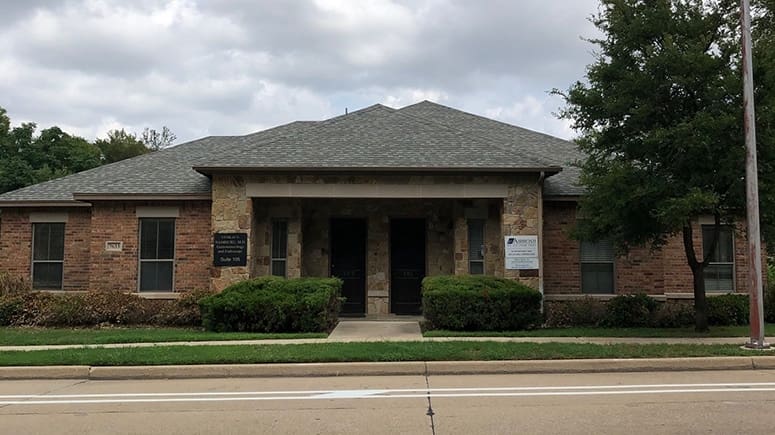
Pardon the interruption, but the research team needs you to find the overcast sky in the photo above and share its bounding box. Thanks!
[0,0,601,144]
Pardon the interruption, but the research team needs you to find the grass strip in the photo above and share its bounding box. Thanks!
[423,324,775,338]
[0,341,762,366]
[0,328,327,346]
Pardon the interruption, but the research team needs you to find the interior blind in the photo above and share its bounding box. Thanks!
[580,239,614,263]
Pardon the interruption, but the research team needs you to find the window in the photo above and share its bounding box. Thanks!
[32,223,65,289]
[139,218,175,291]
[468,219,485,274]
[271,219,288,277]
[580,240,614,294]
[702,225,734,292]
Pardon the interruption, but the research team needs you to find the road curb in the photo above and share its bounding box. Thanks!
[2,357,775,380]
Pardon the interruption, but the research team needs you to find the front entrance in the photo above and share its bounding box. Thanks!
[390,218,426,314]
[330,218,367,316]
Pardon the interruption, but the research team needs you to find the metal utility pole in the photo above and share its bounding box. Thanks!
[741,0,769,349]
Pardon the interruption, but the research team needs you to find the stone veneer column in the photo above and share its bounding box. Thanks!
[211,175,252,291]
[452,201,469,275]
[501,181,541,288]
[367,214,390,314]
[286,199,303,279]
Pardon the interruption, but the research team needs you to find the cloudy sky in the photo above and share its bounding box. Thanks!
[0,0,601,144]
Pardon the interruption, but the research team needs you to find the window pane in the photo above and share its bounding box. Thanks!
[469,261,484,275]
[468,219,485,262]
[157,220,175,260]
[271,260,286,277]
[702,226,733,263]
[33,262,63,289]
[140,219,158,259]
[704,264,734,292]
[580,240,614,262]
[48,224,65,260]
[272,220,287,258]
[33,224,50,260]
[140,261,173,291]
[581,263,614,294]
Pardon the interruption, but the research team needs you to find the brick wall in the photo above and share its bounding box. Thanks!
[89,200,212,292]
[0,201,211,292]
[543,201,754,295]
[0,207,91,290]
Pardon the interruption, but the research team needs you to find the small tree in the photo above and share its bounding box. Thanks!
[141,126,177,151]
[556,0,757,331]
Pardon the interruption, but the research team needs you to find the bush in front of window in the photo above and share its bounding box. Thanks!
[543,298,608,328]
[199,276,343,333]
[0,288,216,327]
[706,294,749,326]
[421,275,542,331]
[601,294,659,327]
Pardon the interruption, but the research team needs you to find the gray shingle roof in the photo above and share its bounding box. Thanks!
[0,101,582,204]
[194,104,560,171]
[397,101,583,196]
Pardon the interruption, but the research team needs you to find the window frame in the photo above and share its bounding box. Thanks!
[467,219,486,275]
[137,218,176,292]
[701,224,735,293]
[579,239,616,294]
[31,222,66,290]
[270,218,288,277]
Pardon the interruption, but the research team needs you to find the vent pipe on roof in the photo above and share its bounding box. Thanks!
[345,107,348,115]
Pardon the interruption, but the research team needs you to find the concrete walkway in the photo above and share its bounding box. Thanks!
[328,320,423,341]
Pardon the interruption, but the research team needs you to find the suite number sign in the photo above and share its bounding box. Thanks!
[213,233,247,267]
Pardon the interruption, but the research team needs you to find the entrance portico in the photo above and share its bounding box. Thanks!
[210,173,543,315]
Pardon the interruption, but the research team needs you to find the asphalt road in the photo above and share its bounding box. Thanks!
[2,369,775,434]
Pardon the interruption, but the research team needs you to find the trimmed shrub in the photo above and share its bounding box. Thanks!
[0,273,29,296]
[766,283,775,324]
[0,289,215,327]
[199,276,342,333]
[543,297,607,328]
[601,294,658,327]
[651,302,695,328]
[421,275,542,331]
[707,293,749,326]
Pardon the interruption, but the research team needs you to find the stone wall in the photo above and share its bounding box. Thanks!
[501,179,541,288]
[211,175,252,290]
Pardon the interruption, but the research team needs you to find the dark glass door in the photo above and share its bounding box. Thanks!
[390,218,426,315]
[330,218,367,316]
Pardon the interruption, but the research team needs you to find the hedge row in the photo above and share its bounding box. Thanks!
[422,275,542,330]
[198,276,342,333]
[0,289,214,327]
[545,293,751,328]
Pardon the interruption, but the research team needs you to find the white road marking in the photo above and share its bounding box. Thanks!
[2,381,774,399]
[1,382,775,406]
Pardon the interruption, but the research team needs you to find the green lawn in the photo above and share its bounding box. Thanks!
[0,341,763,366]
[0,327,327,346]
[423,324,775,338]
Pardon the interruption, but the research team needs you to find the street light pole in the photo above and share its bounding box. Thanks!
[741,0,769,350]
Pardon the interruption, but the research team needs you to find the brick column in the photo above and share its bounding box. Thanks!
[286,199,303,279]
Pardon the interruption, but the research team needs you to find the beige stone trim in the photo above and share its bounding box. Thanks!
[135,206,180,218]
[29,212,69,223]
[246,183,510,198]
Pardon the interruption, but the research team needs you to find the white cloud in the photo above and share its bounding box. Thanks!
[0,0,600,142]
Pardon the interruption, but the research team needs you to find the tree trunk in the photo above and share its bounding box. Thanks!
[691,266,709,332]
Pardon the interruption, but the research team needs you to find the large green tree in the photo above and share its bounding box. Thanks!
[95,129,150,164]
[0,108,102,194]
[557,0,773,331]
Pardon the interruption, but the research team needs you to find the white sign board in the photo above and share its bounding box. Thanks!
[504,235,538,270]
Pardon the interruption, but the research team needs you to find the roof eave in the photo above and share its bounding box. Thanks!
[71,193,212,201]
[0,200,92,208]
[193,166,563,176]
